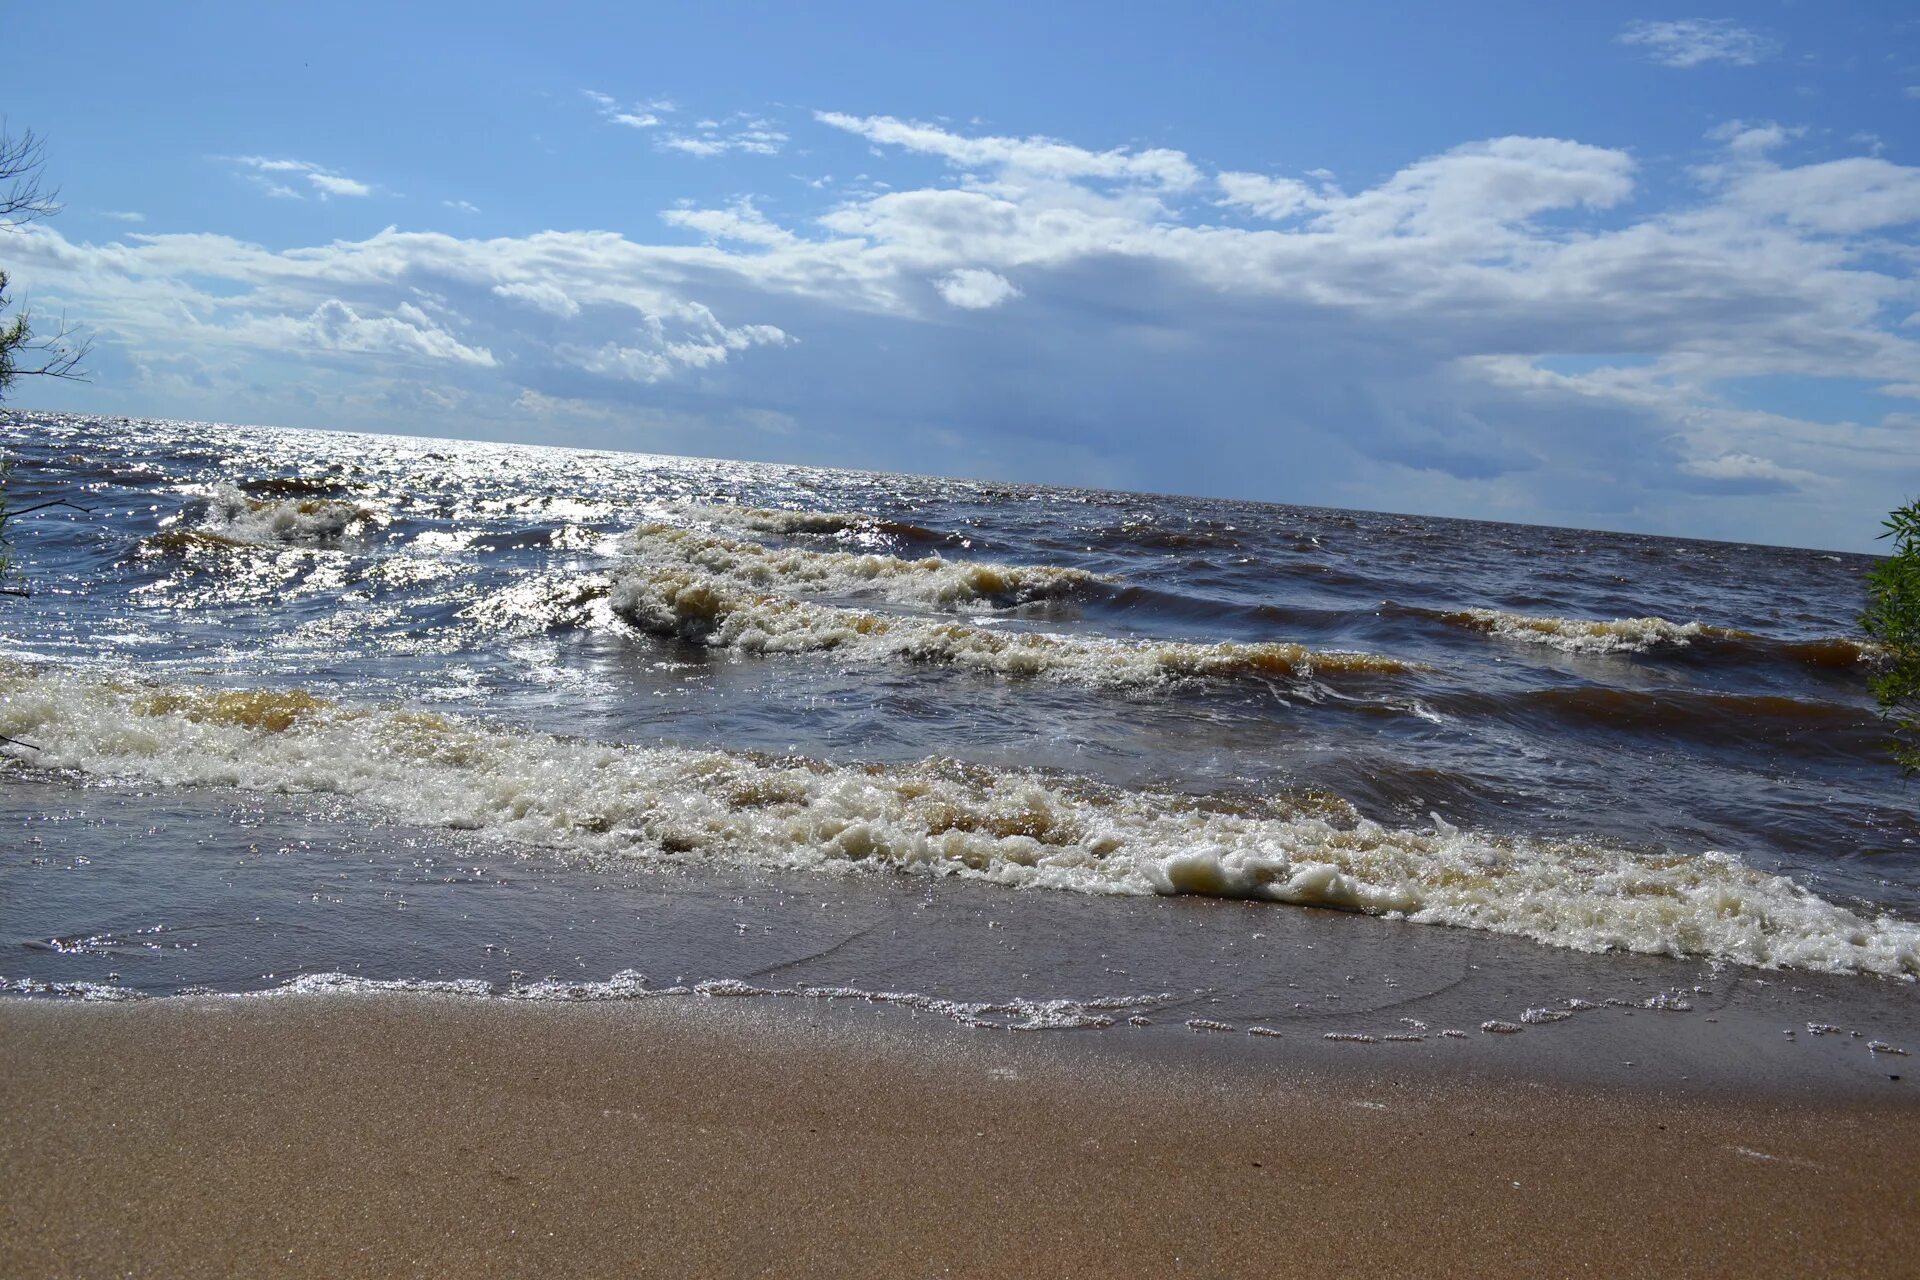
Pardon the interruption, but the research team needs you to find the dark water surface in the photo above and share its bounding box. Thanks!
[1,411,1915,1083]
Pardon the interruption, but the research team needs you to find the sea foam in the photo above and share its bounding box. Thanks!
[604,565,1409,685]
[1436,606,1878,666]
[619,522,1093,608]
[1440,607,1713,655]
[5,665,1914,978]
[190,484,386,548]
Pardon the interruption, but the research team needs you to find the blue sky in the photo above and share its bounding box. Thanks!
[6,2,1919,550]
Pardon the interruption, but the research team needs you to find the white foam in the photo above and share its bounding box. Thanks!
[605,564,1409,686]
[690,505,889,537]
[1441,607,1715,655]
[620,522,1093,609]
[4,664,1916,979]
[0,976,146,1001]
[0,966,1168,1030]
[190,484,386,548]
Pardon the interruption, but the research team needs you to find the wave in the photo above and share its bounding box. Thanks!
[1086,518,1245,551]
[185,484,385,548]
[621,523,1091,609]
[238,476,358,500]
[1426,606,1878,666]
[1437,606,1712,655]
[1434,686,1875,757]
[0,969,1173,1030]
[602,525,1409,685]
[690,504,952,544]
[4,665,1914,977]
[605,566,1410,686]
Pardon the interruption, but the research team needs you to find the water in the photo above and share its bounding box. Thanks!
[2,409,1916,1084]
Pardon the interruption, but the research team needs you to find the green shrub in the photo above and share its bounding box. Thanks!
[1862,501,1920,776]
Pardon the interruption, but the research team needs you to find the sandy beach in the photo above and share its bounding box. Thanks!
[4,995,1916,1279]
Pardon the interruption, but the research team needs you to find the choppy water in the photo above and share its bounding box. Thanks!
[3,410,1918,1068]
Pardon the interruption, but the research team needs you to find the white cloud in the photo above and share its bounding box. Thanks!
[100,210,146,223]
[1619,19,1778,67]
[1717,156,1920,233]
[491,280,581,318]
[658,119,788,158]
[1217,172,1326,220]
[251,299,496,366]
[816,112,1200,190]
[936,268,1020,310]
[1705,119,1802,155]
[307,172,372,199]
[1306,137,1633,240]
[1678,452,1816,488]
[565,317,789,383]
[443,199,481,214]
[584,89,677,130]
[230,156,374,200]
[20,111,1920,548]
[661,199,797,246]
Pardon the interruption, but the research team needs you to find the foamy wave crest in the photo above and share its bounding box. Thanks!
[621,523,1092,609]
[690,504,951,543]
[1439,607,1881,666]
[1442,607,1714,655]
[607,567,1408,685]
[190,484,385,548]
[6,666,1914,977]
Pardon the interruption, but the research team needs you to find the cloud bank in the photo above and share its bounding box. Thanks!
[16,109,1920,550]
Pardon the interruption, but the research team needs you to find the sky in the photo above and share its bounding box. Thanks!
[4,2,1919,551]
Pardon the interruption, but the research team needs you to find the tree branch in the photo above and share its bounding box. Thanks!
[0,121,61,230]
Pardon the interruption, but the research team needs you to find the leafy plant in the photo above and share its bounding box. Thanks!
[1862,500,1920,776]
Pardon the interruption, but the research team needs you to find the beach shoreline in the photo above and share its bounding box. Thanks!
[5,994,1916,1278]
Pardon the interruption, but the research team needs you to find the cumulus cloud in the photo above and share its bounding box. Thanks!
[1705,119,1803,156]
[1720,157,1920,233]
[248,299,495,365]
[230,156,373,200]
[935,268,1020,309]
[1217,172,1327,220]
[661,199,797,247]
[1618,19,1778,68]
[491,280,581,318]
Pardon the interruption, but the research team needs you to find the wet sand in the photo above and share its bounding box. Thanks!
[3,995,1917,1278]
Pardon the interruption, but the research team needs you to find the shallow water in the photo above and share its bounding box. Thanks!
[2,410,1917,1061]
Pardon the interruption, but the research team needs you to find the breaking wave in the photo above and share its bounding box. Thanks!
[689,504,952,544]
[1437,606,1713,655]
[4,665,1914,977]
[1428,606,1878,666]
[621,522,1092,608]
[186,484,385,548]
[605,566,1410,685]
